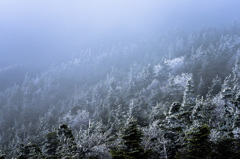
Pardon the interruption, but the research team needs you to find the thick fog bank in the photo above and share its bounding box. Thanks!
[0,0,240,90]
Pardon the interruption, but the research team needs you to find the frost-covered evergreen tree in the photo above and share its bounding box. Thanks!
[56,124,78,158]
[207,76,222,98]
[178,79,196,126]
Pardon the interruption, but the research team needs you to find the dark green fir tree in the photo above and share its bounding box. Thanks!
[110,116,150,159]
[175,123,212,159]
[16,142,43,159]
[42,131,59,158]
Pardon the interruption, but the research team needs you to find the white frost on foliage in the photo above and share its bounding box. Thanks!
[146,79,160,91]
[76,121,111,159]
[233,127,240,139]
[153,64,162,74]
[63,110,90,129]
[209,129,220,142]
[212,95,225,117]
[164,56,184,69]
[173,73,192,87]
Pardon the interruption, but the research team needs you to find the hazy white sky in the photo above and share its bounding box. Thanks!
[0,0,240,67]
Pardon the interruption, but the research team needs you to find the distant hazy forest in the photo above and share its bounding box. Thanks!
[1,26,240,158]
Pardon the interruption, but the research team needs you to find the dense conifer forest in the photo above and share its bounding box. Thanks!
[1,26,240,158]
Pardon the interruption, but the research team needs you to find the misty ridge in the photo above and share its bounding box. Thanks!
[1,0,240,159]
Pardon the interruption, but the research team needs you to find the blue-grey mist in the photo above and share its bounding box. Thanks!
[0,0,240,89]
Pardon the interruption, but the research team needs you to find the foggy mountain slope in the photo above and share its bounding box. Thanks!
[1,27,240,158]
[1,0,240,157]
